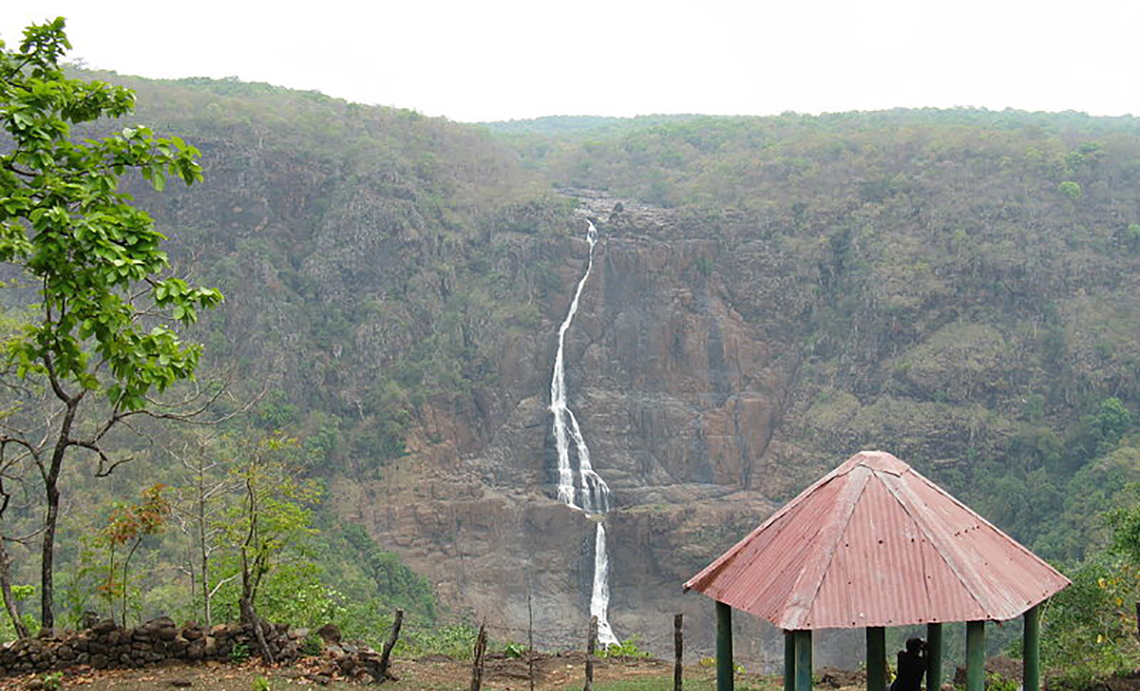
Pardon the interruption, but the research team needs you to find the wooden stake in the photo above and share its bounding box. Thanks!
[377,608,404,681]
[528,587,535,691]
[584,615,598,691]
[470,623,488,691]
[674,613,684,691]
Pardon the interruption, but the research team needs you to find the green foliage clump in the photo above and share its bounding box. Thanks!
[1058,180,1083,199]
[0,17,222,409]
[598,635,651,659]
[982,673,1018,691]
[229,640,250,663]
[398,622,481,659]
[1041,559,1138,689]
[338,524,435,621]
[40,671,62,691]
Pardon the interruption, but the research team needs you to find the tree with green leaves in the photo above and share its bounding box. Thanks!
[223,433,319,662]
[0,18,221,630]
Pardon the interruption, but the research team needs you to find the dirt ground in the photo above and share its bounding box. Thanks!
[0,653,775,691]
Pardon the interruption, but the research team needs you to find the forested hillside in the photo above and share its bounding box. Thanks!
[498,109,1140,563]
[4,60,1140,678]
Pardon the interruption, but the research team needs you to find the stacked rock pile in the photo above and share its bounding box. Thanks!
[302,624,394,686]
[0,617,305,675]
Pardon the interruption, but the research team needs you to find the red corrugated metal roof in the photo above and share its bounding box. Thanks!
[683,451,1070,629]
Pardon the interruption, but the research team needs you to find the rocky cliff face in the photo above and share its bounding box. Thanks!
[320,192,830,665]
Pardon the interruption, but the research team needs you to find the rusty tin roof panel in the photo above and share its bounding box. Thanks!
[684,451,1070,629]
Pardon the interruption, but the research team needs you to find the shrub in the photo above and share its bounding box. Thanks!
[599,635,651,659]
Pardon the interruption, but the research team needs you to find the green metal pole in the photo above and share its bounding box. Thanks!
[867,627,886,691]
[716,601,734,691]
[795,630,813,691]
[784,630,795,691]
[966,621,985,691]
[1023,607,1040,691]
[926,623,943,691]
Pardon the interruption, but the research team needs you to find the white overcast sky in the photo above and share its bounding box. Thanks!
[4,0,1138,122]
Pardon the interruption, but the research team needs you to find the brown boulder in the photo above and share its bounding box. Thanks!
[316,624,341,645]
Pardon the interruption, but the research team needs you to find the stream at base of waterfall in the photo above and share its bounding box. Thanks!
[549,220,619,646]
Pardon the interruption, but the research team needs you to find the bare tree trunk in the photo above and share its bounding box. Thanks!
[0,541,28,638]
[197,471,211,626]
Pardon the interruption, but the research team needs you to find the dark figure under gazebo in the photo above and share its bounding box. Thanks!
[890,638,927,691]
[684,451,1070,691]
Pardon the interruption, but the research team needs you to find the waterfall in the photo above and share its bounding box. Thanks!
[590,522,617,645]
[549,220,619,646]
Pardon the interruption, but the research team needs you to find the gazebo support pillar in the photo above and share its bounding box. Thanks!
[716,601,733,691]
[966,621,985,691]
[1023,606,1040,691]
[784,630,795,691]
[795,630,812,691]
[866,627,886,691]
[926,623,943,691]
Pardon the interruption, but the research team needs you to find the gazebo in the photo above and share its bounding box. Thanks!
[684,451,1070,691]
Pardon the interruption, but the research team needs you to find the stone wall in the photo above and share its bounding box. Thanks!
[0,617,304,676]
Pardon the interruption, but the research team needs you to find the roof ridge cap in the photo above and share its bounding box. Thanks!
[879,472,1006,619]
[781,466,872,629]
[908,467,1071,585]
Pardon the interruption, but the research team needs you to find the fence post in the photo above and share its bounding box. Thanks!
[674,613,683,691]
[584,615,598,691]
[470,623,488,691]
[528,589,536,691]
[377,608,403,681]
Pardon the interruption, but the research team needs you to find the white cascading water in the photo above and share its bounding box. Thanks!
[589,522,616,644]
[549,220,619,646]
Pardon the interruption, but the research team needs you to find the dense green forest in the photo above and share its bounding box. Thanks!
[4,18,1140,687]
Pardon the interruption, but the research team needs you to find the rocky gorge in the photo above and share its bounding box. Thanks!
[56,81,1140,669]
